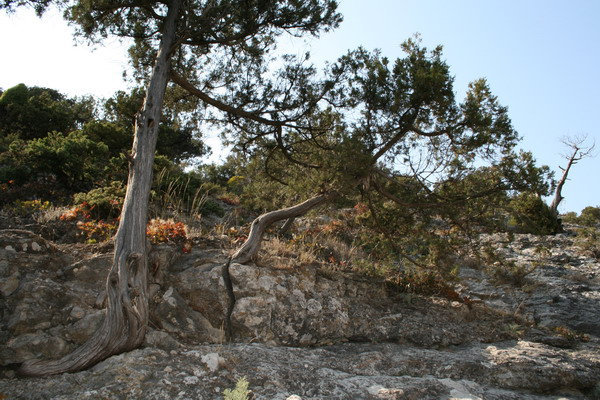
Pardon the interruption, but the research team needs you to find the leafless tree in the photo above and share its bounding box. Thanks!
[549,135,596,216]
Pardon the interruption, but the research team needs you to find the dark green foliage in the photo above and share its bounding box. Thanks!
[577,206,600,227]
[79,120,131,158]
[103,88,207,162]
[73,181,126,220]
[0,83,94,141]
[199,198,225,217]
[3,131,109,190]
[507,192,561,235]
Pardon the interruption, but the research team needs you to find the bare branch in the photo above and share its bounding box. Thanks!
[550,134,597,215]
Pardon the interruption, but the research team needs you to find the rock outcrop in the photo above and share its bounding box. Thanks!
[461,232,600,336]
[1,229,599,399]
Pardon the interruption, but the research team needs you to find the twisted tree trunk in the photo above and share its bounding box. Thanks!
[231,194,331,264]
[19,0,182,376]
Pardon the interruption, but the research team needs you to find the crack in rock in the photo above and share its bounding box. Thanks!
[221,256,236,341]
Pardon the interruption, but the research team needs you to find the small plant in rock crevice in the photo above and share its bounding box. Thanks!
[478,243,538,287]
[553,325,590,342]
[223,377,251,400]
[574,227,600,260]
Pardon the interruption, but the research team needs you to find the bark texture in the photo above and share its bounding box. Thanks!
[231,194,331,264]
[19,0,182,376]
[549,156,575,217]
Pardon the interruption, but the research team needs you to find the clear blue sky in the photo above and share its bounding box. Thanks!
[1,1,599,213]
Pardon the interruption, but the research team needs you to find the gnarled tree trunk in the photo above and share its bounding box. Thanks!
[19,0,182,376]
[231,194,331,264]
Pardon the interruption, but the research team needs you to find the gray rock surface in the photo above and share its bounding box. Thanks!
[1,229,600,399]
[460,232,600,337]
[1,342,598,399]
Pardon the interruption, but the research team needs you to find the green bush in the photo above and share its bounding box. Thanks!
[73,181,126,220]
[561,211,578,224]
[223,377,250,400]
[578,206,600,227]
[562,206,600,228]
[200,198,225,217]
[79,120,132,157]
[507,192,560,235]
[4,131,109,190]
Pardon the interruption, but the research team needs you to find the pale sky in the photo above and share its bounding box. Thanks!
[1,1,599,213]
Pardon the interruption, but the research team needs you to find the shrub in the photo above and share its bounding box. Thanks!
[5,131,109,190]
[200,198,225,217]
[561,211,578,224]
[223,377,250,400]
[578,206,600,227]
[574,227,600,259]
[146,218,188,243]
[10,199,52,217]
[73,182,125,220]
[507,192,560,235]
[489,261,537,286]
[79,120,132,157]
[76,219,117,243]
[479,243,541,286]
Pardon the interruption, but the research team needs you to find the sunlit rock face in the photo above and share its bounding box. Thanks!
[1,229,599,399]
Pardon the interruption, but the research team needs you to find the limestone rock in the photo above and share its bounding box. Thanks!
[1,230,599,399]
[1,342,598,399]
[0,272,19,297]
[461,232,600,336]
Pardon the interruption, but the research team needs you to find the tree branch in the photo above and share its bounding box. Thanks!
[170,71,284,127]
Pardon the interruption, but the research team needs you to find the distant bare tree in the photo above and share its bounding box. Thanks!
[549,135,596,216]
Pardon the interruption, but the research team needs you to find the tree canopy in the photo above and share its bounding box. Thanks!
[2,0,346,377]
[1,0,558,377]
[0,83,94,142]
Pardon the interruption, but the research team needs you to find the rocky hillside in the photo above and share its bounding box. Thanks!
[0,228,599,399]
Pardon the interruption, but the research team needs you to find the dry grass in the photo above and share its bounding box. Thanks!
[259,237,318,270]
[257,226,368,272]
[34,206,71,224]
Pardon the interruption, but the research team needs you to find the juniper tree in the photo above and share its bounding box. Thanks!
[2,1,553,377]
[228,39,553,264]
[2,0,341,376]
